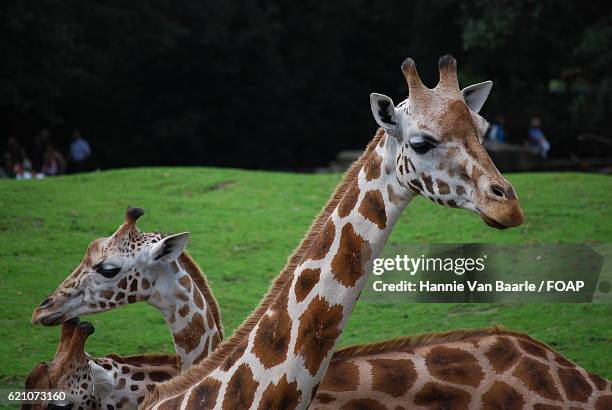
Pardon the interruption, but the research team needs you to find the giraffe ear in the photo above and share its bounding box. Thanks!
[90,360,115,398]
[461,81,492,113]
[370,93,398,134]
[151,232,190,263]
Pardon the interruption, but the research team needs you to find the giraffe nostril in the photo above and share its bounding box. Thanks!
[490,184,506,199]
[39,297,53,308]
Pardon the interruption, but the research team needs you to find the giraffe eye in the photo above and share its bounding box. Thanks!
[95,264,121,278]
[408,134,438,154]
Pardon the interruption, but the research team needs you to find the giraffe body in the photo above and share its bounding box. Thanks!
[312,328,612,410]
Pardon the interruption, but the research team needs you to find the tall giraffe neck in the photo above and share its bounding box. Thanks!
[146,256,222,371]
[145,132,416,409]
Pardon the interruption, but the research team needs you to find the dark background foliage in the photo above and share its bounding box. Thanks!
[1,0,611,169]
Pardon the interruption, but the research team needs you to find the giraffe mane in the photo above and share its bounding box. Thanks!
[103,353,180,369]
[178,251,224,340]
[330,326,569,361]
[144,129,386,406]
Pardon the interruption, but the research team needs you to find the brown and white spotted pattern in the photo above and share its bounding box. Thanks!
[312,328,612,410]
[144,56,524,410]
[31,208,223,370]
[23,319,179,410]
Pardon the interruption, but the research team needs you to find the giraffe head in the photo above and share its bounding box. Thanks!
[23,318,109,410]
[370,55,523,228]
[32,207,190,325]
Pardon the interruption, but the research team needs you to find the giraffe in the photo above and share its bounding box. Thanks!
[23,318,179,410]
[312,328,612,409]
[141,55,524,410]
[31,207,223,370]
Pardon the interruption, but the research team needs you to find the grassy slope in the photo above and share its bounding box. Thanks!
[0,168,611,395]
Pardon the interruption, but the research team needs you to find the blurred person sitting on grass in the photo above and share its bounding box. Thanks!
[42,142,66,176]
[527,117,551,159]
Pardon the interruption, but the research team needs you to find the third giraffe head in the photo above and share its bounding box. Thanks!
[371,55,523,228]
[32,207,190,326]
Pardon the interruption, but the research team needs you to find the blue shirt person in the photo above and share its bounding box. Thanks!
[69,129,92,172]
[527,117,550,159]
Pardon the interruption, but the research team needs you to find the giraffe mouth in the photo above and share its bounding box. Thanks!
[477,209,509,230]
[38,311,66,326]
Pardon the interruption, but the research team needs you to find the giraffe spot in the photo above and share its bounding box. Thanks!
[513,357,562,401]
[256,375,301,410]
[116,378,126,389]
[359,190,387,230]
[102,363,113,370]
[340,398,386,410]
[178,275,191,291]
[518,339,548,359]
[421,174,434,193]
[369,358,416,397]
[481,381,524,410]
[100,290,114,299]
[175,290,189,302]
[252,300,292,368]
[364,152,382,181]
[141,278,150,289]
[320,359,359,392]
[485,337,520,373]
[533,405,562,410]
[294,296,343,375]
[130,385,139,391]
[558,367,592,402]
[178,304,190,317]
[131,372,145,381]
[436,178,450,194]
[331,223,372,287]
[127,294,136,303]
[387,184,403,205]
[106,405,114,410]
[187,377,221,409]
[308,220,336,260]
[408,179,423,194]
[222,363,259,410]
[315,392,335,404]
[98,301,106,308]
[447,199,458,207]
[174,312,205,354]
[122,366,129,374]
[338,181,360,218]
[115,292,125,301]
[426,346,484,387]
[117,278,127,289]
[295,268,321,303]
[193,287,204,309]
[157,394,184,410]
[149,371,172,382]
[588,372,608,391]
[408,157,416,172]
[555,352,576,368]
[414,382,470,410]
[595,396,612,410]
[130,279,138,292]
[456,185,466,196]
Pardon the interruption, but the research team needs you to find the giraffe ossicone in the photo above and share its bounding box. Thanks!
[143,55,525,410]
[31,207,223,370]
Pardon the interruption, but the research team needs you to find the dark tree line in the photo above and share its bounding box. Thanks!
[1,0,611,170]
